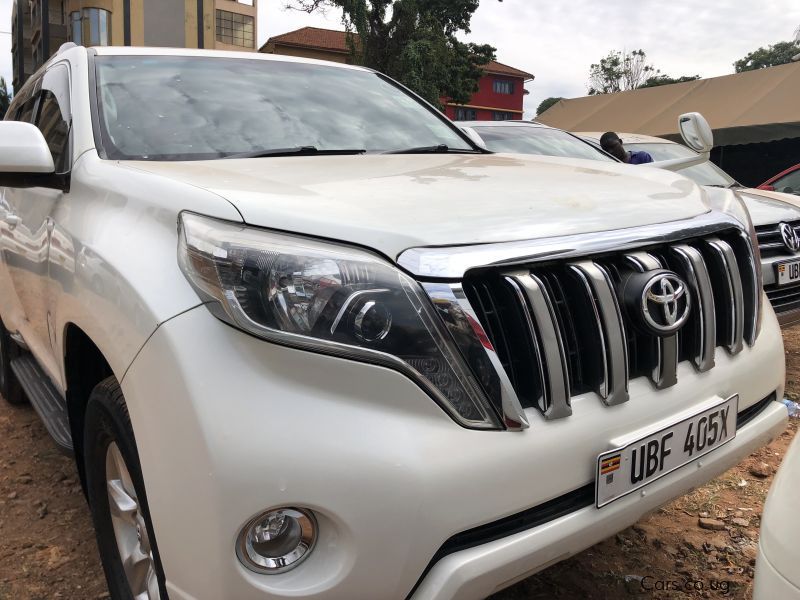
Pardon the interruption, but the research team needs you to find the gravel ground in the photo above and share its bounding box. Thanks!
[1,327,798,600]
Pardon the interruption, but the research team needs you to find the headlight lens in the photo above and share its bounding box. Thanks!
[178,212,501,429]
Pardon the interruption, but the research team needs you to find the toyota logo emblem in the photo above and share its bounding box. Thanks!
[780,222,800,253]
[641,272,692,336]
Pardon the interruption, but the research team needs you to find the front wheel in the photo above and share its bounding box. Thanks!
[84,377,167,599]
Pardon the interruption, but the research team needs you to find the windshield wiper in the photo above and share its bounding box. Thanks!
[223,146,366,159]
[385,144,478,155]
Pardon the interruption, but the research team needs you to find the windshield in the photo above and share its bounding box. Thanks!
[626,142,736,187]
[472,125,614,162]
[93,56,474,160]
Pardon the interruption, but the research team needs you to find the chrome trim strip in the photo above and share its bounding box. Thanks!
[397,212,744,279]
[706,238,745,354]
[672,245,716,372]
[503,277,548,415]
[625,252,678,389]
[505,273,572,419]
[569,261,629,406]
[421,283,530,431]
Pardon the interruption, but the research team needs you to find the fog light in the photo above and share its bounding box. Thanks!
[236,508,317,574]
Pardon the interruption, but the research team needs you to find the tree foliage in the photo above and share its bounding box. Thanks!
[536,96,564,115]
[639,74,700,88]
[733,40,800,72]
[286,0,496,106]
[587,49,656,95]
[0,78,10,120]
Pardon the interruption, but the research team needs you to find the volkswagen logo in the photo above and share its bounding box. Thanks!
[780,222,800,253]
[640,272,691,336]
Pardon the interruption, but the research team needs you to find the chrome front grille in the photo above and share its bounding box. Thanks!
[457,230,759,421]
[756,220,800,258]
[766,285,800,315]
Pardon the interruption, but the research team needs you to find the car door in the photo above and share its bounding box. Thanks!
[773,169,800,196]
[0,81,41,340]
[1,63,72,382]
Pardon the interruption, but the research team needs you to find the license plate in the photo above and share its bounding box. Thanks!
[776,259,800,286]
[595,395,738,508]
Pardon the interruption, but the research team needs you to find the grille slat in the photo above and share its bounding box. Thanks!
[460,229,758,420]
[705,238,745,354]
[504,273,572,419]
[569,261,629,406]
[624,252,678,390]
[672,245,716,371]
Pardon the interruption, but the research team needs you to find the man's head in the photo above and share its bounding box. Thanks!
[600,132,628,162]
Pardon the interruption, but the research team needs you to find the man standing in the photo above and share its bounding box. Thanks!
[600,132,654,164]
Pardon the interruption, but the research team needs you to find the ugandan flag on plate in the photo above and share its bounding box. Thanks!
[600,453,621,475]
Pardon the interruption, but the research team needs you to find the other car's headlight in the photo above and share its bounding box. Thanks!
[178,212,502,429]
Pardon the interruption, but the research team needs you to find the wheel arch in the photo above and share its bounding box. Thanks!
[63,322,114,490]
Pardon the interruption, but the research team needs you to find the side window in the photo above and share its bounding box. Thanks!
[7,78,41,123]
[35,65,72,174]
[776,170,800,194]
[15,96,39,123]
[36,92,70,173]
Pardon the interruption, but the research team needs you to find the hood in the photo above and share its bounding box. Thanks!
[125,153,712,261]
[737,188,800,227]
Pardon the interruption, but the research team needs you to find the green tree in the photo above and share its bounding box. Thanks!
[287,0,497,106]
[639,74,700,88]
[733,40,800,72]
[0,78,10,120]
[536,96,564,115]
[587,49,656,95]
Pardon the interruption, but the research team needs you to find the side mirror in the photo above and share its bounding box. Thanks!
[459,126,488,150]
[678,112,714,154]
[0,122,66,190]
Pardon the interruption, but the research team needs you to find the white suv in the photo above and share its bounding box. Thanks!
[0,46,789,600]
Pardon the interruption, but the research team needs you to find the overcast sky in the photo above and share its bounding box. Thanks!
[2,0,798,117]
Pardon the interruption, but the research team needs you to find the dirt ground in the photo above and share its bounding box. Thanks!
[1,329,798,600]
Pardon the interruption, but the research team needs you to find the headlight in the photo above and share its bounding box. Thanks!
[178,212,502,429]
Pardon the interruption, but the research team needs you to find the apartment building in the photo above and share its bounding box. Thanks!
[11,0,258,90]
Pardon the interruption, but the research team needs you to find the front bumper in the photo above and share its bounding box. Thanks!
[754,544,800,600]
[121,303,786,600]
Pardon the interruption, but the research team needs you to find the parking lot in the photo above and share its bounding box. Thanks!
[1,327,798,600]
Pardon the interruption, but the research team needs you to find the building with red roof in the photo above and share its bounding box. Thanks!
[260,26,534,121]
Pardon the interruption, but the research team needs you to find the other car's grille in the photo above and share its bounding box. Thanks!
[756,220,800,258]
[462,230,758,419]
[766,284,800,315]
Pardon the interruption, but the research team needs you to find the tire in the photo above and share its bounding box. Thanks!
[84,377,168,600]
[0,320,25,405]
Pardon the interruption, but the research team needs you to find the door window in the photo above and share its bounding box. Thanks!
[775,170,800,194]
[35,65,72,174]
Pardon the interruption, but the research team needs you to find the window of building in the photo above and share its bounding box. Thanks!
[454,107,478,121]
[493,111,515,121]
[216,10,255,48]
[493,80,514,95]
[70,8,112,46]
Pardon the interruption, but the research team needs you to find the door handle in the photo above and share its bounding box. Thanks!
[4,214,20,230]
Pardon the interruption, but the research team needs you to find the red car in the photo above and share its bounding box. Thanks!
[758,163,800,195]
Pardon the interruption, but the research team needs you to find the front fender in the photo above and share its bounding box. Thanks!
[51,153,243,389]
